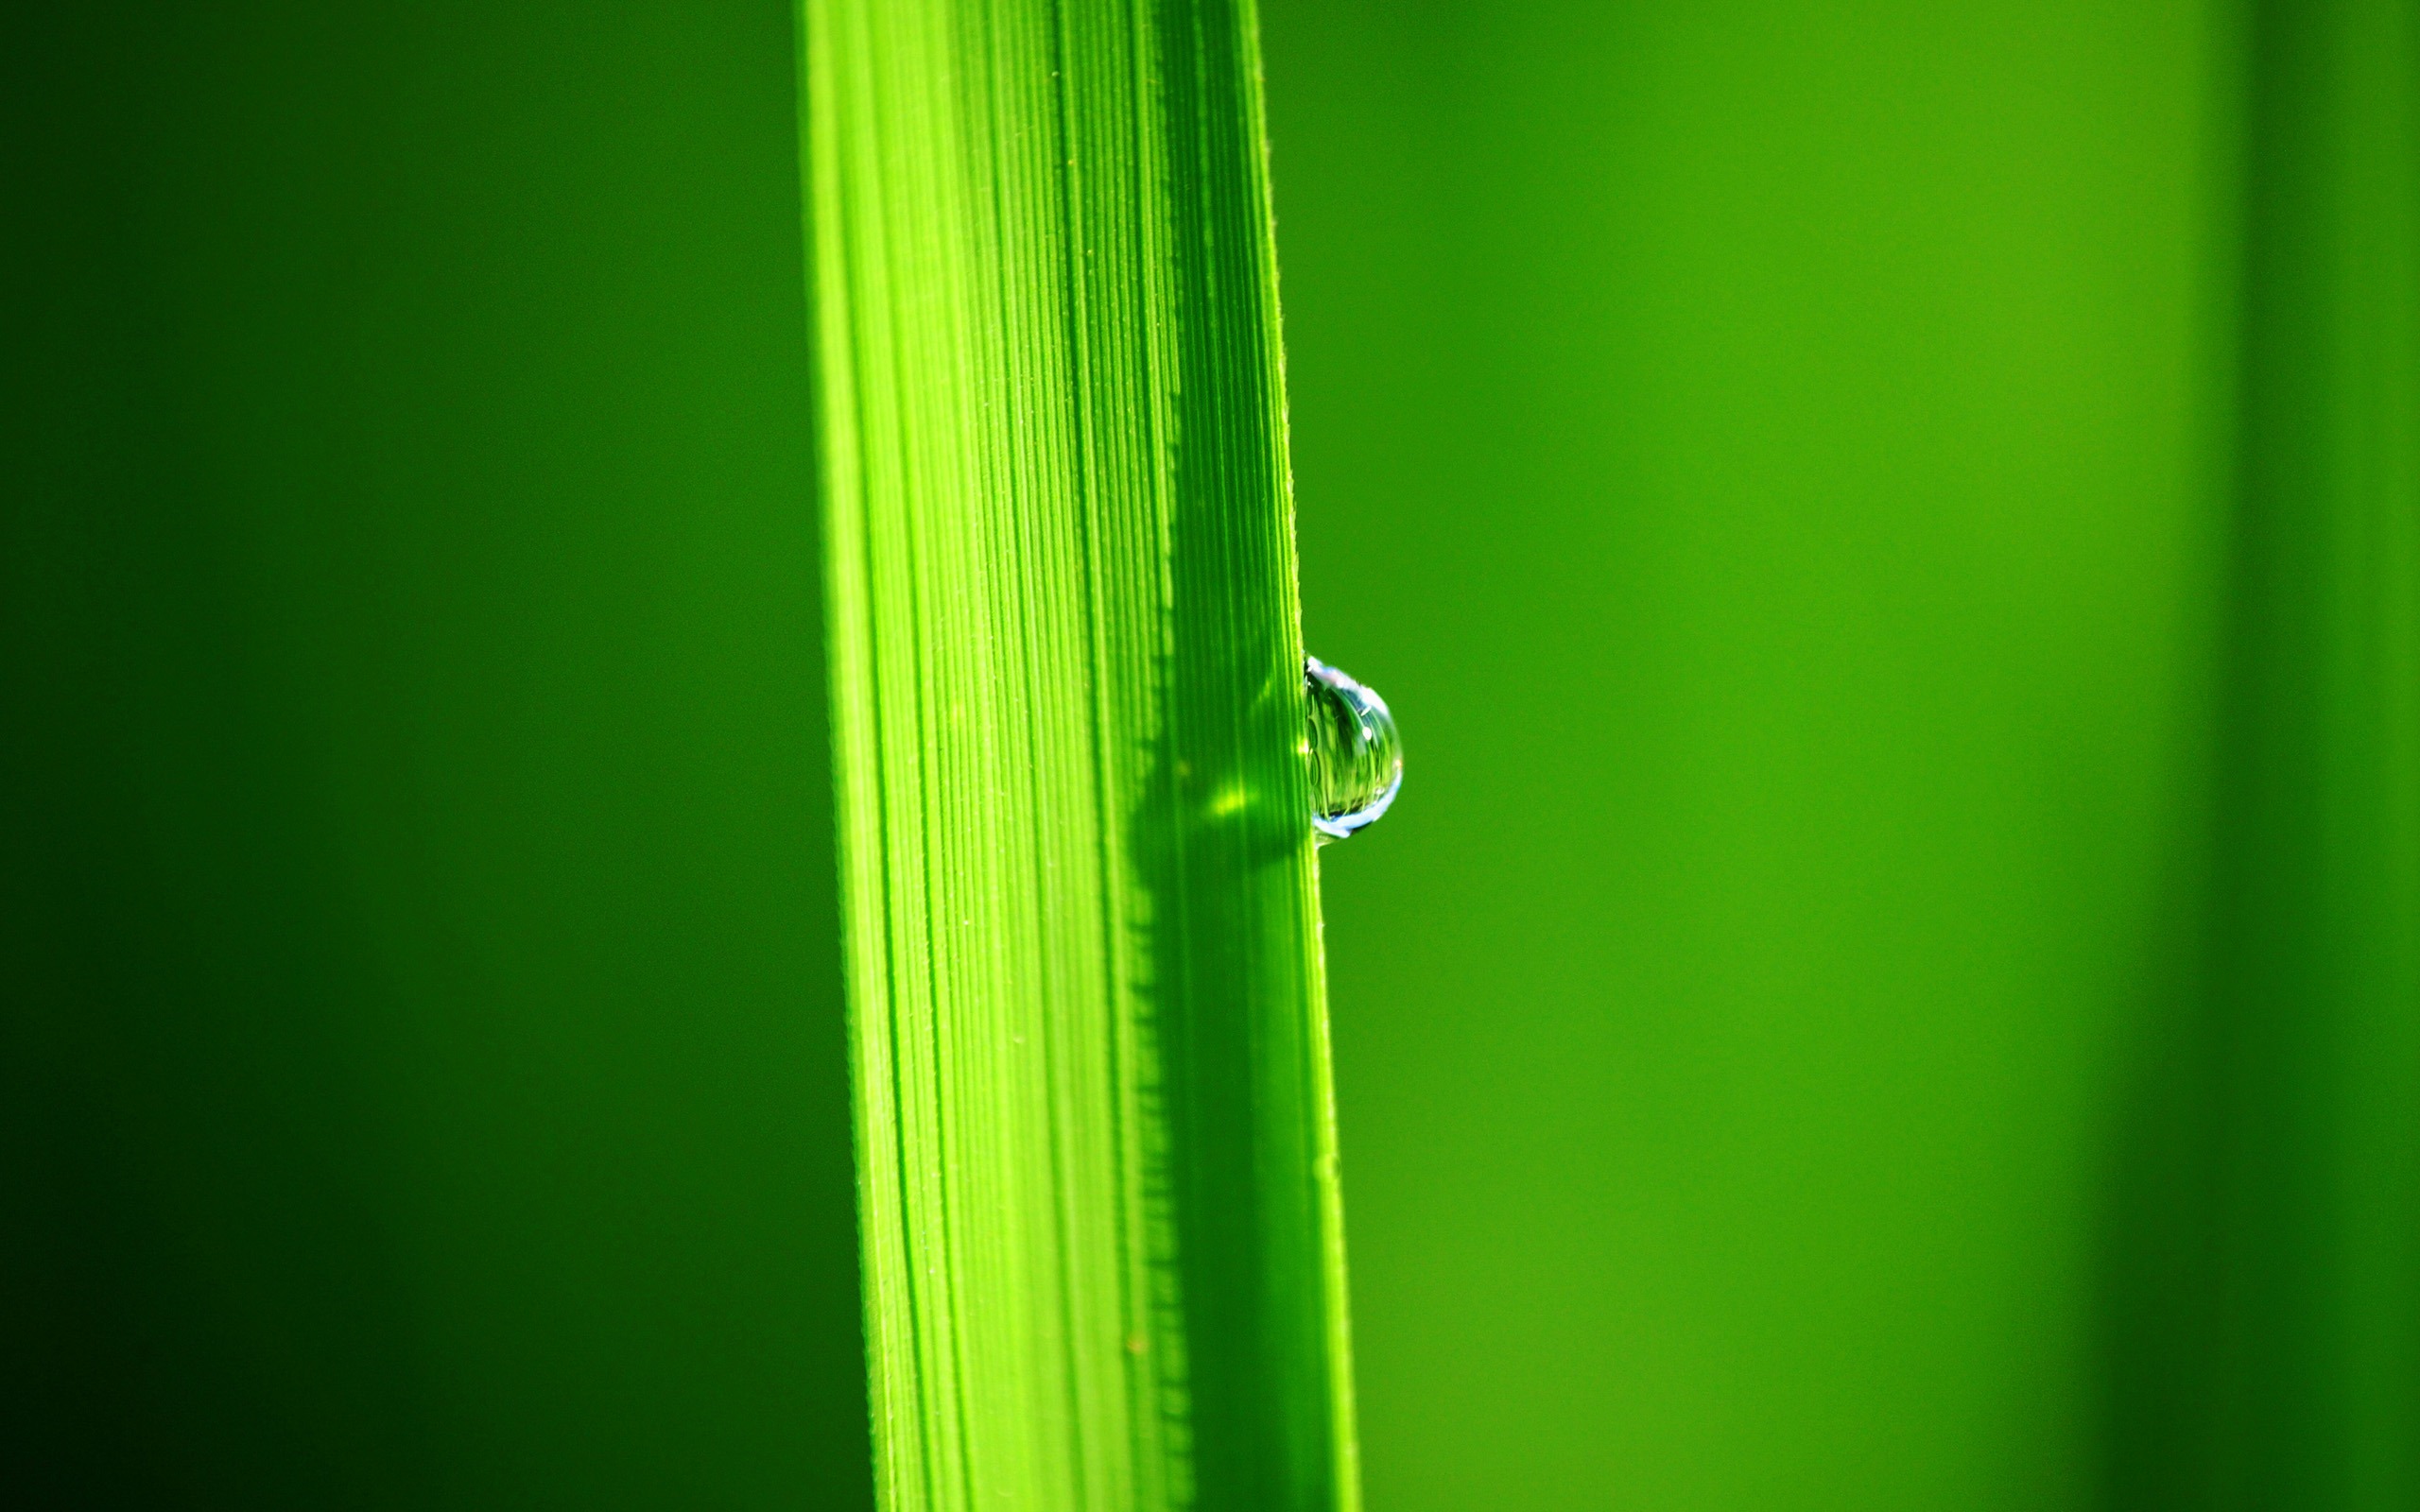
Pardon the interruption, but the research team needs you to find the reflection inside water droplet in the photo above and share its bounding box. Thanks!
[1305,656,1401,844]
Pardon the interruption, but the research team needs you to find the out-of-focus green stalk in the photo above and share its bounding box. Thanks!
[2215,0,2420,1498]
[801,3,1357,1509]
[2110,1,2420,1504]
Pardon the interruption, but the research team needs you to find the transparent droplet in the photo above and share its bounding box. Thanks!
[1305,656,1401,844]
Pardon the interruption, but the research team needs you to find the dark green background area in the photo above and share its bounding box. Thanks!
[9,1,2413,1509]
[7,3,867,1507]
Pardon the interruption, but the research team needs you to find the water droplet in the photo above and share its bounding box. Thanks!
[1305,656,1401,844]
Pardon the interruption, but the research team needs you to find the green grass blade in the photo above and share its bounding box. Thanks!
[804,3,1358,1508]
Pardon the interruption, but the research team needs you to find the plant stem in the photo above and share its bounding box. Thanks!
[803,2,1359,1508]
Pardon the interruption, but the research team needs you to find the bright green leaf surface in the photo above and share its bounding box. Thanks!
[807,3,1356,1509]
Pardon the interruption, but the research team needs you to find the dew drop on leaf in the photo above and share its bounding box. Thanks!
[1305,656,1401,844]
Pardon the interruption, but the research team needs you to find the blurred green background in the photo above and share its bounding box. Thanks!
[1266,2,2224,1503]
[10,0,2413,1509]
[9,3,866,1506]
[1266,1,2414,1509]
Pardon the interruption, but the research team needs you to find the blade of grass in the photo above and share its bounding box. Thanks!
[2203,0,2420,1496]
[802,3,1358,1508]
[2103,3,2420,1501]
